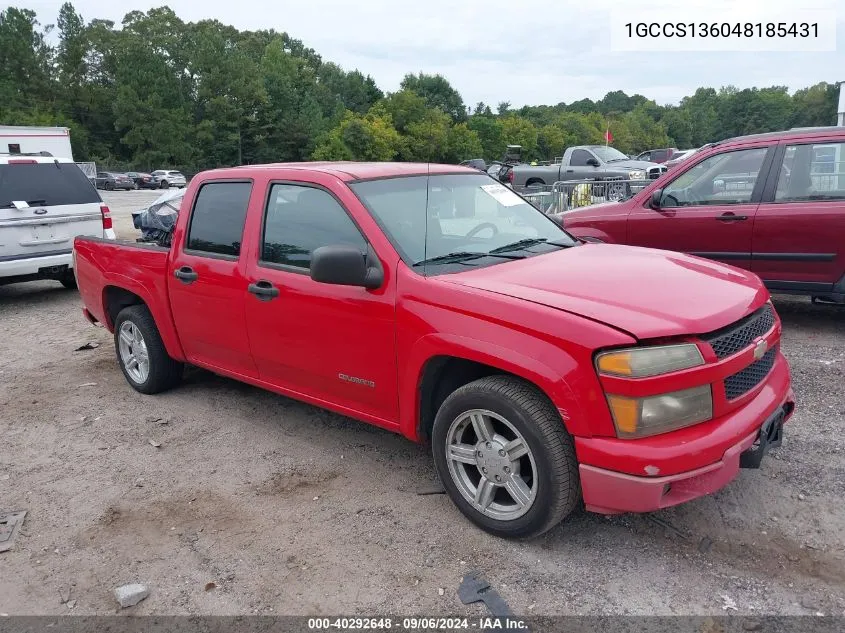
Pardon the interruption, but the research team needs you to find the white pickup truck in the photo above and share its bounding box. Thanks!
[0,156,115,288]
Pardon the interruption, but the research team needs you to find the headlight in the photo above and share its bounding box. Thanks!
[628,169,646,180]
[596,344,704,378]
[606,385,713,438]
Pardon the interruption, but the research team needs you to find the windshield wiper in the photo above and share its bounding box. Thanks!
[413,251,523,267]
[489,237,575,254]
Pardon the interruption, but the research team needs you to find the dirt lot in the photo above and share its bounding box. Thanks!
[1,189,844,616]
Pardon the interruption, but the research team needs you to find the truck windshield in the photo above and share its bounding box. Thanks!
[592,147,629,162]
[350,173,577,271]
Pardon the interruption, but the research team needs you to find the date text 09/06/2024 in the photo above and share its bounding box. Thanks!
[307,617,530,630]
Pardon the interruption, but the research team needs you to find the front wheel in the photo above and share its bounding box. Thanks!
[114,305,183,394]
[432,375,580,538]
[160,180,169,189]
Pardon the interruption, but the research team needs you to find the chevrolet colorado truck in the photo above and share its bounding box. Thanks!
[73,162,795,538]
[561,127,845,304]
[512,145,667,189]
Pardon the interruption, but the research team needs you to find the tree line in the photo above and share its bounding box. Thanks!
[1,4,840,172]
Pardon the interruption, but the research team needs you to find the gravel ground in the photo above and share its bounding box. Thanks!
[0,189,843,616]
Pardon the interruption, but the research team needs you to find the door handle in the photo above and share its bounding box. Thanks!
[717,213,748,222]
[565,169,574,173]
[248,280,280,301]
[174,266,198,283]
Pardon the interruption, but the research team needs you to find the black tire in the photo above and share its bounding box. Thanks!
[160,180,169,189]
[525,179,545,188]
[133,182,139,190]
[114,304,183,394]
[105,182,114,191]
[59,270,77,289]
[432,375,580,539]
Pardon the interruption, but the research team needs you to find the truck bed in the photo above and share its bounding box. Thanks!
[73,236,183,357]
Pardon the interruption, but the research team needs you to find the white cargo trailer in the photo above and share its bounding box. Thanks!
[0,125,74,160]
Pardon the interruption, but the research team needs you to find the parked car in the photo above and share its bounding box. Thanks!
[126,171,161,189]
[635,148,679,164]
[512,146,666,191]
[664,147,706,170]
[95,171,134,191]
[151,170,187,188]
[459,159,487,171]
[561,126,845,304]
[73,161,794,538]
[0,156,114,287]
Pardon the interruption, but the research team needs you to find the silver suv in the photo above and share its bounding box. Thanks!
[0,156,115,288]
[150,170,187,189]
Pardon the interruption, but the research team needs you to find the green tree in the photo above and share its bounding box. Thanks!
[400,72,466,121]
[467,115,505,160]
[312,106,401,161]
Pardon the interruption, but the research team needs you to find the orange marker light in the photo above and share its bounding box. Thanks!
[597,351,633,376]
[607,394,639,435]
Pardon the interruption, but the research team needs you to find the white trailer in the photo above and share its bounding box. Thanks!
[0,125,74,160]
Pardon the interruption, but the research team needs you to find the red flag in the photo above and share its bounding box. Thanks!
[604,128,614,143]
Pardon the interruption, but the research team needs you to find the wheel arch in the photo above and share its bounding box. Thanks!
[101,282,186,361]
[406,335,583,444]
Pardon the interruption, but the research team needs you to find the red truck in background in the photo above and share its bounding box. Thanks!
[73,162,794,538]
[562,127,845,304]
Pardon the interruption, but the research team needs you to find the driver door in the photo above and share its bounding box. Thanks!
[627,145,774,271]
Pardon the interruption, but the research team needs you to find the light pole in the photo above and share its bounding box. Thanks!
[838,80,845,127]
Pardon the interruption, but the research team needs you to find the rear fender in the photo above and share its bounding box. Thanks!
[100,272,186,361]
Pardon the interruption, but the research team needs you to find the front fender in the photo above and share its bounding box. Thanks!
[399,332,587,441]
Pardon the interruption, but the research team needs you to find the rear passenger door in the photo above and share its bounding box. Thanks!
[626,145,774,270]
[243,181,398,424]
[752,139,845,292]
[168,180,259,378]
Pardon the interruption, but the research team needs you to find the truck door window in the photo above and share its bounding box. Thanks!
[570,150,594,167]
[261,184,367,270]
[775,142,845,202]
[660,147,767,207]
[185,181,252,257]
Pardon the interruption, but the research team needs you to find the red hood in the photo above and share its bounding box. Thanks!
[442,244,769,340]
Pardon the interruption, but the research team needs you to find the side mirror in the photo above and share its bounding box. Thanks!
[650,189,663,209]
[712,179,726,194]
[310,245,383,290]
[586,158,600,167]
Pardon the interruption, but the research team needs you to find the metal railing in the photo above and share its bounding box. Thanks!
[517,178,653,214]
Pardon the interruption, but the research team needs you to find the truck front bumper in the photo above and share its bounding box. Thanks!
[576,356,795,515]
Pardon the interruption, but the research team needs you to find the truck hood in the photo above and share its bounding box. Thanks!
[442,244,768,340]
[604,159,661,170]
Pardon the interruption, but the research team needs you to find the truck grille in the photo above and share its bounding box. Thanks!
[648,166,667,179]
[702,304,775,360]
[724,345,778,400]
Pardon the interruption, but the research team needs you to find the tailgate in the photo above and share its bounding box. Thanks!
[0,162,103,261]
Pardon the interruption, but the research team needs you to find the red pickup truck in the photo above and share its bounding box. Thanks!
[73,162,794,538]
[562,127,845,304]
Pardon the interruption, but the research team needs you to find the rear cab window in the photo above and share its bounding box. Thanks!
[185,181,252,258]
[0,162,99,208]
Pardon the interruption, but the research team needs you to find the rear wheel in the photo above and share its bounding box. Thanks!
[160,180,169,189]
[105,182,114,191]
[432,375,580,538]
[114,305,183,394]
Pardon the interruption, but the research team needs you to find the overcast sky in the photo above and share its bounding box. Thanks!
[18,0,845,108]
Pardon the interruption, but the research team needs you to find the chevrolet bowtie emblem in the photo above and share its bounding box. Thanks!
[753,339,769,360]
